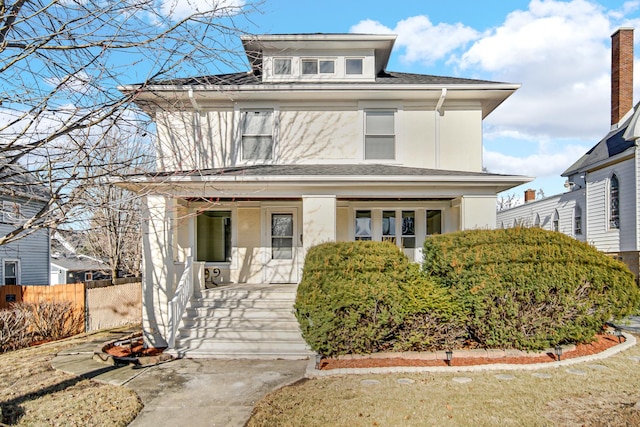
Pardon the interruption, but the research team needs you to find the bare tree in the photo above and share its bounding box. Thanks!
[497,193,522,211]
[0,0,260,245]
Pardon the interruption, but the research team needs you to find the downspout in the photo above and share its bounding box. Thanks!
[188,88,203,169]
[435,88,447,169]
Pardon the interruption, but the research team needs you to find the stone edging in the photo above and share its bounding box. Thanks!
[305,333,636,378]
[93,332,173,367]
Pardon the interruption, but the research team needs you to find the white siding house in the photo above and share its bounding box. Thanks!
[117,33,531,349]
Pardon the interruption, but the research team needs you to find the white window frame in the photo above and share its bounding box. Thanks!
[346,58,364,75]
[552,210,560,232]
[574,205,583,235]
[364,109,396,160]
[2,201,22,224]
[240,109,275,162]
[273,57,292,75]
[2,259,20,285]
[609,174,620,230]
[301,58,335,75]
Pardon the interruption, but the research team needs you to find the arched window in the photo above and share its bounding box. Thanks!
[552,210,559,232]
[574,205,582,235]
[610,174,620,229]
[534,213,540,227]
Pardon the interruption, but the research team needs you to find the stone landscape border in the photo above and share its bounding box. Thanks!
[305,333,636,377]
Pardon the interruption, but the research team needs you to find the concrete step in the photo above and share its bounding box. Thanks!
[185,306,296,319]
[182,317,301,329]
[173,338,310,354]
[178,328,305,341]
[169,348,313,360]
[197,286,297,300]
[189,298,295,310]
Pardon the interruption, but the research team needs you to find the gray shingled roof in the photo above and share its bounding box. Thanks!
[136,164,514,178]
[562,113,636,176]
[0,160,50,200]
[150,71,504,87]
[51,254,107,272]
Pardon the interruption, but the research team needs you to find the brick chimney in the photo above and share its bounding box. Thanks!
[524,189,536,202]
[611,28,634,126]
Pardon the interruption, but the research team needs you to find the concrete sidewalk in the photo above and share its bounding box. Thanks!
[51,332,308,427]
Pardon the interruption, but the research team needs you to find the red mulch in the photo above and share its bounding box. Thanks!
[319,334,623,370]
[104,337,165,357]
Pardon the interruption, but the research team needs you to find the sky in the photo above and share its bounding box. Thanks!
[239,0,640,199]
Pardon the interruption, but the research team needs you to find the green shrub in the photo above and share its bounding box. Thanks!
[424,227,640,350]
[295,241,463,356]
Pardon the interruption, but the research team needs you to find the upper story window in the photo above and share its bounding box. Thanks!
[610,174,620,229]
[273,58,291,75]
[574,205,582,235]
[241,110,273,161]
[364,110,395,160]
[346,58,363,75]
[2,201,22,224]
[301,58,335,75]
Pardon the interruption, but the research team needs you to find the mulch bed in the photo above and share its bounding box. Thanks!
[319,334,623,370]
[104,336,165,358]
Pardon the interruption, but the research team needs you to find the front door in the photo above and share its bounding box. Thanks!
[265,209,299,283]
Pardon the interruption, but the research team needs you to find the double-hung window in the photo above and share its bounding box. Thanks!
[382,211,396,243]
[242,110,273,161]
[364,110,395,160]
[355,210,372,241]
[3,260,18,285]
[574,205,582,235]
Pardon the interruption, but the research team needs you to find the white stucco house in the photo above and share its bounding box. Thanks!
[118,33,531,354]
[497,28,640,278]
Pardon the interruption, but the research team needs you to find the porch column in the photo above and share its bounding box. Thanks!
[302,195,337,254]
[460,195,497,230]
[141,195,176,348]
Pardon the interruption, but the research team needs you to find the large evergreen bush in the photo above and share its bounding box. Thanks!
[295,241,462,356]
[424,227,640,350]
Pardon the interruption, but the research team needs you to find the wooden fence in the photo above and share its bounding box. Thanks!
[0,283,85,311]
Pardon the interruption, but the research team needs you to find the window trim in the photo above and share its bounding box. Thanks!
[300,58,336,75]
[610,174,620,230]
[2,259,20,286]
[364,109,396,161]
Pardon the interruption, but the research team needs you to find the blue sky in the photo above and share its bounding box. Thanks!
[237,0,640,199]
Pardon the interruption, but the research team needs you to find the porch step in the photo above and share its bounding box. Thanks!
[172,283,312,359]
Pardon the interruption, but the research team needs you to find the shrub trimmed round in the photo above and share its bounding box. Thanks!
[424,227,640,350]
[295,241,462,356]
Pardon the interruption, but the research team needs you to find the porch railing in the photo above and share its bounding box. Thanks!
[168,256,193,349]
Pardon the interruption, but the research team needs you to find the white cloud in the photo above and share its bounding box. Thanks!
[160,0,245,21]
[483,143,589,178]
[351,16,479,65]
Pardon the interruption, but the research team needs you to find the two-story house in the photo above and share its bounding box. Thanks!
[0,162,50,286]
[118,33,531,353]
[497,28,640,279]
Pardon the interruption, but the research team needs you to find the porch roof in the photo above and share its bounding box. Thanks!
[116,164,532,196]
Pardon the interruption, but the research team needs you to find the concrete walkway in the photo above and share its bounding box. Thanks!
[51,332,308,427]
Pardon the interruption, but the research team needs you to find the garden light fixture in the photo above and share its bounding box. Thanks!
[554,345,563,361]
[315,353,323,370]
[445,350,453,366]
[615,326,623,343]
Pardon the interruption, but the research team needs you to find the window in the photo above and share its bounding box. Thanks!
[364,110,395,160]
[3,260,18,285]
[273,58,291,75]
[574,205,583,235]
[242,110,273,160]
[355,210,372,241]
[301,59,335,75]
[85,272,93,282]
[534,214,541,227]
[197,211,232,262]
[401,211,415,248]
[271,214,293,260]
[610,174,620,229]
[382,211,396,243]
[2,201,21,224]
[426,210,442,235]
[346,58,363,74]
[552,210,559,232]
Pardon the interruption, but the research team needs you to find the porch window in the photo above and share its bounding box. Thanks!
[610,174,620,229]
[242,110,273,160]
[3,260,18,285]
[382,210,396,243]
[401,211,415,248]
[426,210,442,235]
[364,110,395,160]
[196,211,232,263]
[271,214,293,260]
[355,210,372,241]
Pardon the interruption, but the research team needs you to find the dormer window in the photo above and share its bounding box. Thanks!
[346,58,363,75]
[273,58,291,75]
[302,59,335,75]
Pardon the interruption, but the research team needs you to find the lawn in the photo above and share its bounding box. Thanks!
[248,335,640,426]
[0,328,141,426]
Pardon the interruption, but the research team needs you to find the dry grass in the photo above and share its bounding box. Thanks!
[0,329,142,426]
[248,338,640,426]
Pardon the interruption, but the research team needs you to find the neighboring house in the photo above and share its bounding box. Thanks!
[50,231,110,284]
[118,33,531,348]
[498,28,640,277]
[0,163,50,286]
